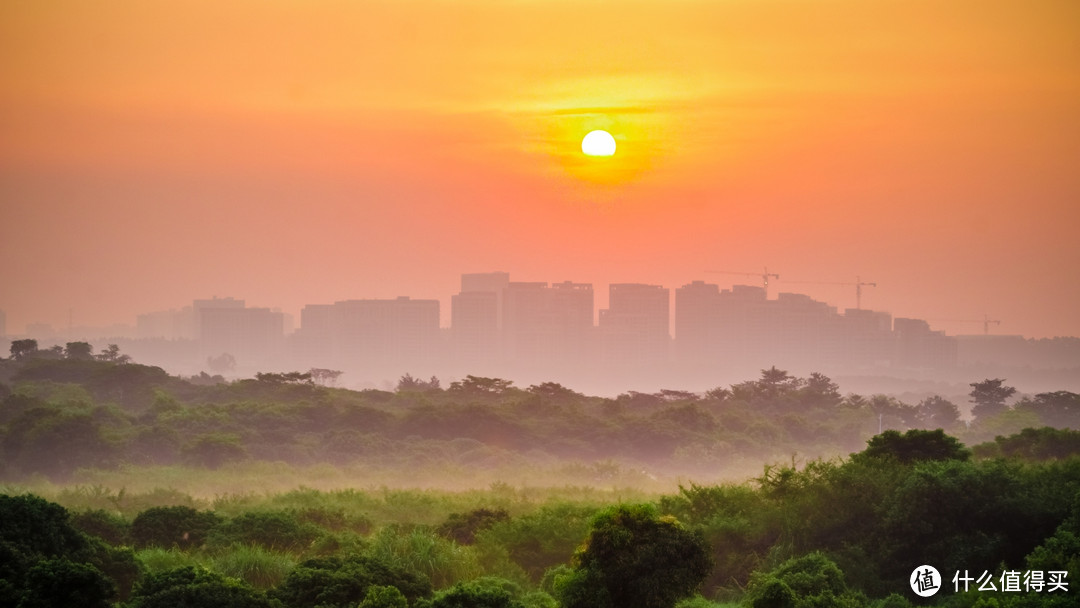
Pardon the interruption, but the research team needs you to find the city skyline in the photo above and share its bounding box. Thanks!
[0,271,1060,341]
[2,1,1078,341]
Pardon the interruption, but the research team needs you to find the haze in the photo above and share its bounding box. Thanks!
[2,0,1079,341]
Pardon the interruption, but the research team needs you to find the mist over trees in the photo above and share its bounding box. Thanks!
[0,343,1078,482]
[3,343,1080,606]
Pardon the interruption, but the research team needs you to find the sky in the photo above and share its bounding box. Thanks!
[2,0,1079,339]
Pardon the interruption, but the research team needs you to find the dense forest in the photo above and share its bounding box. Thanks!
[2,341,1080,606]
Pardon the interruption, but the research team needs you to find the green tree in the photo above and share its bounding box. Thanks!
[800,372,842,409]
[69,509,132,546]
[743,552,866,608]
[526,382,582,402]
[970,378,1017,421]
[209,511,321,551]
[990,427,1080,461]
[397,373,441,392]
[3,407,116,480]
[874,458,1063,590]
[64,341,94,360]
[0,494,135,606]
[916,396,961,431]
[855,429,970,464]
[9,339,38,361]
[269,555,431,608]
[0,494,89,560]
[126,566,272,608]
[1015,391,1080,428]
[96,344,131,364]
[422,578,527,608]
[437,508,511,545]
[131,506,221,550]
[554,504,712,608]
[19,558,115,608]
[255,371,313,384]
[448,375,514,396]
[360,585,409,608]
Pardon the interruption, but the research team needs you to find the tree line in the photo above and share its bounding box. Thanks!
[2,342,1080,481]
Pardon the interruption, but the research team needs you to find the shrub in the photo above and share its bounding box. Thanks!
[209,511,322,552]
[554,504,712,608]
[127,565,272,608]
[0,494,88,559]
[420,577,526,608]
[359,584,409,608]
[84,538,141,602]
[437,508,511,545]
[19,558,115,608]
[70,509,132,546]
[855,429,970,464]
[131,506,221,549]
[743,552,867,608]
[270,554,432,608]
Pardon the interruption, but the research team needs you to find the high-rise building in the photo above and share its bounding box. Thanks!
[297,297,440,370]
[767,292,839,369]
[0,309,6,339]
[502,281,594,366]
[293,304,335,365]
[451,272,510,364]
[451,290,500,363]
[599,283,670,366]
[198,304,285,366]
[840,308,894,368]
[675,281,722,364]
[894,318,958,369]
[193,297,245,343]
[137,307,196,340]
[461,271,510,329]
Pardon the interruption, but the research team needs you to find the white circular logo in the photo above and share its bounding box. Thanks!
[910,565,942,597]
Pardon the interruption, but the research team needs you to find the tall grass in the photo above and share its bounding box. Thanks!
[135,547,200,573]
[206,544,296,589]
[366,526,483,589]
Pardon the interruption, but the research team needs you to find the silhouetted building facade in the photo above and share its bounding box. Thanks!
[600,283,670,366]
[840,308,894,368]
[296,297,440,371]
[502,281,594,369]
[451,291,500,364]
[198,299,284,367]
[674,280,907,373]
[460,271,510,329]
[137,307,196,340]
[675,281,723,365]
[894,318,958,369]
[451,272,510,366]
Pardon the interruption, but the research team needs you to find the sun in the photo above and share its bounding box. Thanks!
[581,130,616,157]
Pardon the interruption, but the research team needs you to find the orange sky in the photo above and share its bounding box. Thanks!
[2,0,1078,338]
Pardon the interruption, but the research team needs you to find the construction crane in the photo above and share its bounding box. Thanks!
[705,267,780,299]
[939,315,1002,335]
[784,276,877,310]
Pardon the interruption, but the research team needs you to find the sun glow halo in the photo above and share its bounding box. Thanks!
[581,130,616,156]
